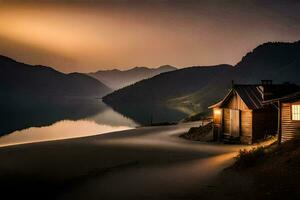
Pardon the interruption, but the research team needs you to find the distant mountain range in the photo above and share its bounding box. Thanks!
[88,65,177,89]
[103,41,300,124]
[2,40,299,124]
[0,55,111,98]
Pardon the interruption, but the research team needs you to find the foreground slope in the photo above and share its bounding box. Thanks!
[0,122,243,200]
[0,55,111,98]
[200,139,300,200]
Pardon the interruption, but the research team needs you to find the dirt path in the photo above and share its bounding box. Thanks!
[0,122,248,199]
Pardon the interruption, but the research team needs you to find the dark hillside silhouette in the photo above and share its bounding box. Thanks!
[88,65,177,89]
[235,41,300,83]
[103,64,234,124]
[104,64,233,104]
[103,41,300,123]
[0,55,111,98]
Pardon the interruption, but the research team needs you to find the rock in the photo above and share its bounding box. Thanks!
[182,122,213,141]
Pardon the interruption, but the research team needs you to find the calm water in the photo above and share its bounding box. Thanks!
[0,98,138,147]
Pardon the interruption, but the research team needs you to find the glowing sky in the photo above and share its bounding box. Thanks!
[0,0,299,72]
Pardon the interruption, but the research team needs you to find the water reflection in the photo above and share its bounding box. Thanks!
[106,102,187,125]
[0,97,138,146]
[0,120,133,147]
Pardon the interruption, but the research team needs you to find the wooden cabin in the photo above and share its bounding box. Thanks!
[264,92,300,143]
[209,81,299,144]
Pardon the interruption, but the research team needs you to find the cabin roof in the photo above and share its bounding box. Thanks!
[209,85,263,110]
[263,91,300,104]
[235,85,264,109]
[208,88,233,109]
[210,83,300,109]
[210,82,300,110]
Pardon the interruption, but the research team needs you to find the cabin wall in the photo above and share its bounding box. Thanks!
[223,108,231,134]
[222,109,253,144]
[282,101,300,142]
[225,92,249,110]
[222,92,253,144]
[240,110,253,144]
[212,108,223,141]
[252,107,277,142]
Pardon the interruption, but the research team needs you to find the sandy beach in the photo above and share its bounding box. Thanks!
[0,122,248,199]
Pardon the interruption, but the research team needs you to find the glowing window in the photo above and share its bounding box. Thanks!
[292,105,300,121]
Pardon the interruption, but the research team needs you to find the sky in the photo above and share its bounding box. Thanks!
[0,0,299,72]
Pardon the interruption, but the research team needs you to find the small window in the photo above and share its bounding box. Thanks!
[292,105,300,121]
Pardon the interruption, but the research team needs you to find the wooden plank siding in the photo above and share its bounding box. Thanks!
[214,91,256,144]
[240,110,253,144]
[211,85,299,144]
[224,109,244,136]
[223,108,231,134]
[252,107,278,142]
[230,109,240,137]
[282,101,300,142]
[225,92,250,111]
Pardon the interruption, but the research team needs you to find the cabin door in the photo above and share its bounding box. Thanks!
[230,109,240,137]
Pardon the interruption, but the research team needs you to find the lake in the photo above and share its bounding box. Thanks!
[0,98,138,147]
[0,96,190,147]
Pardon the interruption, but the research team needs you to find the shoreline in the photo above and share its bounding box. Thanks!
[0,121,245,199]
[0,120,202,148]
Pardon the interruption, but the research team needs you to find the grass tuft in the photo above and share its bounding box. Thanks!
[234,147,266,169]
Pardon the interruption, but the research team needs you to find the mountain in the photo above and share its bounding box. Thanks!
[0,55,111,98]
[103,40,300,124]
[103,64,234,124]
[88,65,177,89]
[234,41,300,83]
